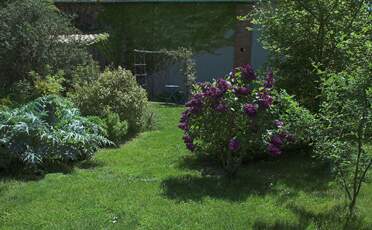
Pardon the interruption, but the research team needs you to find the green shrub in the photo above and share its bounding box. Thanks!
[0,97,12,111]
[31,70,65,97]
[0,0,92,92]
[4,68,66,105]
[273,90,318,146]
[0,96,111,170]
[103,111,129,146]
[69,67,151,133]
[71,62,101,85]
[87,112,128,146]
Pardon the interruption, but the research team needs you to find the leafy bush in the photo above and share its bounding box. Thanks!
[273,90,318,146]
[103,111,129,146]
[179,65,305,175]
[69,67,151,133]
[31,69,65,97]
[252,0,370,110]
[0,96,110,170]
[0,97,12,111]
[0,0,92,92]
[71,62,101,85]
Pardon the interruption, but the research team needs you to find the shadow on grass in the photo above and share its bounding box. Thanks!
[163,152,372,228]
[252,220,304,230]
[162,153,332,202]
[253,204,372,230]
[0,159,104,182]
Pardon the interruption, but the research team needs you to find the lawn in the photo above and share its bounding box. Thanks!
[0,103,371,229]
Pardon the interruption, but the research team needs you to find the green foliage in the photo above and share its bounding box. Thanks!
[69,67,152,133]
[103,111,129,146]
[71,62,101,85]
[31,70,65,97]
[0,96,111,170]
[252,0,370,110]
[0,0,92,93]
[315,67,371,217]
[273,90,318,146]
[0,97,12,111]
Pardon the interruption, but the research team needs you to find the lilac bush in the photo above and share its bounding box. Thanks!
[178,64,295,175]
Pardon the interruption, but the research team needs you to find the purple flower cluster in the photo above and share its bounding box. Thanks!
[258,92,273,109]
[241,64,256,81]
[197,82,211,93]
[205,86,224,99]
[267,143,281,156]
[183,135,195,151]
[264,70,275,89]
[178,122,189,131]
[243,103,257,117]
[267,131,294,156]
[179,107,191,131]
[214,102,228,112]
[233,87,250,96]
[267,134,284,156]
[228,138,240,152]
[217,79,232,92]
[185,93,204,114]
[274,120,284,128]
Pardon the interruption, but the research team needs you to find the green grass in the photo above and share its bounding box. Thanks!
[0,103,371,229]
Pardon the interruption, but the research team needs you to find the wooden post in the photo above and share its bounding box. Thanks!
[234,4,253,67]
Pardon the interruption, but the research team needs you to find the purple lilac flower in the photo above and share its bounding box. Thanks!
[205,86,224,99]
[214,103,228,112]
[180,111,190,123]
[243,103,257,117]
[274,120,284,128]
[258,92,273,109]
[185,94,204,114]
[189,106,202,115]
[233,87,250,96]
[271,135,283,146]
[217,79,232,92]
[197,82,211,93]
[186,143,195,151]
[229,67,238,78]
[267,143,282,156]
[183,135,193,144]
[264,70,274,89]
[241,64,256,81]
[185,98,202,108]
[178,122,189,131]
[228,138,240,152]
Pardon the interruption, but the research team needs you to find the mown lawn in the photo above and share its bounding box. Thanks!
[0,103,371,229]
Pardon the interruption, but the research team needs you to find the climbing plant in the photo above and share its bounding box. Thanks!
[161,48,196,99]
[131,47,196,99]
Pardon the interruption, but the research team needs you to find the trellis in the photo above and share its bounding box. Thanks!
[133,47,196,99]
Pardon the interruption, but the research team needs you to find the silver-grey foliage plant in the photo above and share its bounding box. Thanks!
[0,96,111,168]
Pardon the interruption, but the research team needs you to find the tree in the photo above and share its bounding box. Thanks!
[252,0,370,111]
[315,7,371,219]
[0,0,92,94]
